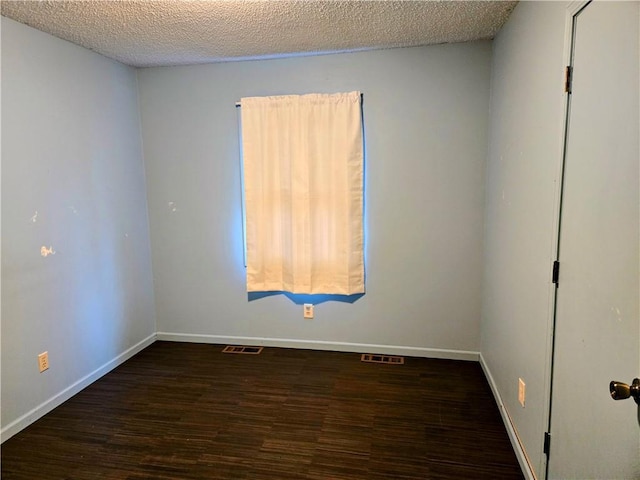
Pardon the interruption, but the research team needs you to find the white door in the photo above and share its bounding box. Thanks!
[548,2,640,480]
[548,1,640,479]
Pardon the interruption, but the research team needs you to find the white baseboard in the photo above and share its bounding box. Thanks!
[1,333,157,443]
[479,353,536,480]
[156,332,480,361]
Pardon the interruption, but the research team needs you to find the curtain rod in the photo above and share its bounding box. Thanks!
[235,93,363,108]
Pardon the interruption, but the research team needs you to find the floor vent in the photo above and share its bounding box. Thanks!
[361,353,404,365]
[222,345,263,355]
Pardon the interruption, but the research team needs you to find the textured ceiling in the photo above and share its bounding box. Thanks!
[1,1,517,68]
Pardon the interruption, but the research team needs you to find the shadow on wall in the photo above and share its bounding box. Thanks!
[248,291,364,305]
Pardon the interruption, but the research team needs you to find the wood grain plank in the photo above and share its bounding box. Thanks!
[1,341,524,479]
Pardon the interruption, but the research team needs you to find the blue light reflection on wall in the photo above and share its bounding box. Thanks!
[230,105,247,279]
[248,291,364,305]
[361,94,368,285]
[237,106,247,268]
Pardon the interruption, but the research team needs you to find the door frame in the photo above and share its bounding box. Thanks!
[543,1,590,479]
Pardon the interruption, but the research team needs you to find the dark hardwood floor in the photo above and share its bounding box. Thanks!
[1,341,524,479]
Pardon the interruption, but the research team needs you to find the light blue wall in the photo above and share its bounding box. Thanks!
[1,18,157,438]
[481,2,569,477]
[137,42,491,355]
[2,9,572,473]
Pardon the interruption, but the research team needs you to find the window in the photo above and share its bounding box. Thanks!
[239,92,364,295]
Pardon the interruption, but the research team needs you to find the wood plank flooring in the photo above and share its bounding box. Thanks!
[1,341,524,479]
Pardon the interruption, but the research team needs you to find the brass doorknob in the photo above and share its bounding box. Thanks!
[610,378,640,405]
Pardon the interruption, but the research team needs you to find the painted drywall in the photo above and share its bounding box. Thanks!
[481,2,569,477]
[1,18,157,438]
[137,42,490,355]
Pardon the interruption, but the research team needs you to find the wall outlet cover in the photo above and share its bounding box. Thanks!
[303,303,314,319]
[38,351,49,373]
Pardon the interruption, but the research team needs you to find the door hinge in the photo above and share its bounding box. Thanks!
[564,66,573,93]
[552,261,560,285]
[544,432,551,456]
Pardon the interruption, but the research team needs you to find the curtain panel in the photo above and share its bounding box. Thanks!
[241,91,364,295]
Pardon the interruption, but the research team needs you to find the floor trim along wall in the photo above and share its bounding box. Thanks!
[156,332,481,362]
[480,353,535,480]
[1,333,157,443]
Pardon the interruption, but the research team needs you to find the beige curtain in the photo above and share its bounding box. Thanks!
[241,91,364,295]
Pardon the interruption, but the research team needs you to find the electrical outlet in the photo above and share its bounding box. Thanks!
[38,351,49,372]
[518,378,526,407]
[303,303,314,319]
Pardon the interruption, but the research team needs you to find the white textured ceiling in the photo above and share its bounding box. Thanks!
[1,1,517,68]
